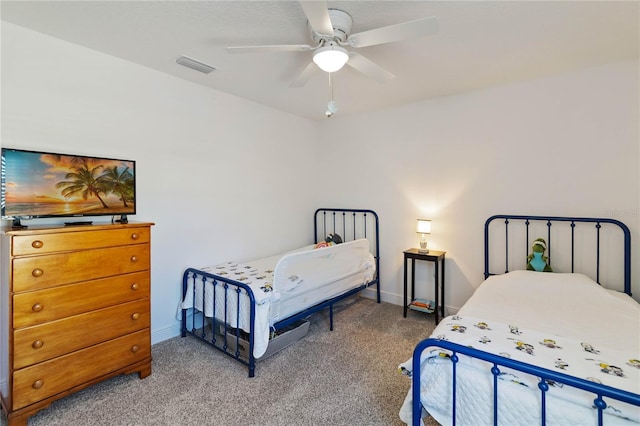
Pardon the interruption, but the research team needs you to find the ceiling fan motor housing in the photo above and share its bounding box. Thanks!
[310,9,353,44]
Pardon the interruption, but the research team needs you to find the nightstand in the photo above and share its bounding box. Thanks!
[403,248,446,323]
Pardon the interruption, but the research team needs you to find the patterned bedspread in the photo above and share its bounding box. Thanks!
[199,259,301,305]
[433,315,639,395]
[400,315,640,425]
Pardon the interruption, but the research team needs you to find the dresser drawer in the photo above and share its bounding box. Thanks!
[12,244,150,292]
[13,271,149,328]
[11,227,150,256]
[13,299,149,369]
[12,329,150,410]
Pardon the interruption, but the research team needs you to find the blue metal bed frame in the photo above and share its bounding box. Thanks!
[412,215,638,426]
[181,208,380,377]
[484,215,632,296]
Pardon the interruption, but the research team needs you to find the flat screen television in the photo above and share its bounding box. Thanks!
[1,147,136,227]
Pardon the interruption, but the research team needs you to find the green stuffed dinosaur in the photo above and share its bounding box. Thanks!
[527,238,553,272]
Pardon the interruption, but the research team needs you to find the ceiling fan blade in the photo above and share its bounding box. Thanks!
[347,16,438,48]
[226,44,313,53]
[290,62,319,88]
[299,1,334,36]
[346,53,395,84]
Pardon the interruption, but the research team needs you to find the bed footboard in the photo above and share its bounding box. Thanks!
[412,339,640,426]
[181,268,259,377]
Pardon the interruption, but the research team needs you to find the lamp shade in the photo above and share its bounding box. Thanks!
[313,45,349,73]
[417,219,431,234]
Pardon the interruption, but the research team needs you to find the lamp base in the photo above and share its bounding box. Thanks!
[418,248,430,254]
[419,240,429,253]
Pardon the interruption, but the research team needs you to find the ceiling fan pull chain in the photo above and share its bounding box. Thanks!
[326,72,337,118]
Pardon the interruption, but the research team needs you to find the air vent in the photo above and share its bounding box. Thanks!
[176,56,216,74]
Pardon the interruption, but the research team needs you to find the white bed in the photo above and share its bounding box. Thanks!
[401,214,639,426]
[181,238,376,358]
[400,271,640,425]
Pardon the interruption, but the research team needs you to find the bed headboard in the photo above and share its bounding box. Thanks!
[314,207,379,280]
[484,215,631,295]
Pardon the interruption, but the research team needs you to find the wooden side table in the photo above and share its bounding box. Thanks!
[403,248,446,323]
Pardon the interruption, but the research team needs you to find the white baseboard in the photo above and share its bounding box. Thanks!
[152,289,461,345]
[151,323,181,345]
[360,287,404,305]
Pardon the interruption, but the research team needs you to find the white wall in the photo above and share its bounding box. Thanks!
[2,23,638,347]
[316,59,640,308]
[1,22,320,343]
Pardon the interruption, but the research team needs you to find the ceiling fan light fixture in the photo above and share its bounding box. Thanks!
[313,45,349,73]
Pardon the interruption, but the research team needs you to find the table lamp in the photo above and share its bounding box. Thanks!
[417,219,431,253]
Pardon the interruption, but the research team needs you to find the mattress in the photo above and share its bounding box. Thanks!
[181,238,376,358]
[400,271,640,425]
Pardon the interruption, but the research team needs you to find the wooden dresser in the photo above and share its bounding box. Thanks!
[0,222,153,425]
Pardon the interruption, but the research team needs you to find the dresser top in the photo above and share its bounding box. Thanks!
[2,221,154,236]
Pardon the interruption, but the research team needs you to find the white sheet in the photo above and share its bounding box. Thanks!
[400,271,640,425]
[181,239,375,358]
[459,271,639,352]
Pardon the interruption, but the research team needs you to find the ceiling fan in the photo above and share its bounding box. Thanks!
[226,1,439,87]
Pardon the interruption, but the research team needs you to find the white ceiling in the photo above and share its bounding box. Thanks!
[2,1,638,121]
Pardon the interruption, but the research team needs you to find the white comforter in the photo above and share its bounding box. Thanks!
[182,239,376,358]
[400,271,640,425]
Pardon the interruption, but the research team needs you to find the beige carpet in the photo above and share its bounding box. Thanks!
[2,296,436,426]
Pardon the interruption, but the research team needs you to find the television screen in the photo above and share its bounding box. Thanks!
[1,148,136,221]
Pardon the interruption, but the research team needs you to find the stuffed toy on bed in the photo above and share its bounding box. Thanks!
[314,233,343,249]
[326,233,342,244]
[527,238,553,272]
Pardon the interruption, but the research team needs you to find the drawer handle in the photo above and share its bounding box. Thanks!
[131,283,139,291]
[32,303,43,313]
[31,268,44,278]
[32,340,44,349]
[32,379,44,389]
[31,240,44,249]
[131,233,140,240]
[130,255,138,263]
[131,345,140,353]
[131,312,140,320]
